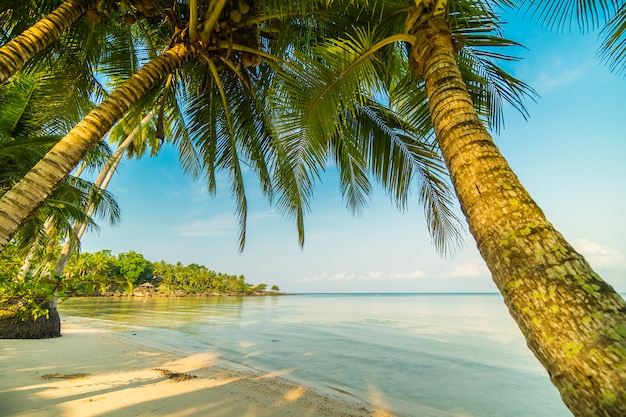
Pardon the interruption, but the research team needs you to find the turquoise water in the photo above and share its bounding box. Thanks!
[58,294,572,417]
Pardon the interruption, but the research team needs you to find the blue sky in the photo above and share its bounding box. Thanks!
[81,9,626,293]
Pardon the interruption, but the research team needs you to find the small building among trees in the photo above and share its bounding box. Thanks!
[133,282,156,297]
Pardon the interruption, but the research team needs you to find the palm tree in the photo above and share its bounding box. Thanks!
[0,0,207,247]
[0,73,120,260]
[0,0,458,251]
[51,111,155,276]
[0,72,119,338]
[0,0,97,83]
[46,0,205,275]
[279,1,625,415]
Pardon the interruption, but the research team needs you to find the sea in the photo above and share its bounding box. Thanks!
[58,293,573,417]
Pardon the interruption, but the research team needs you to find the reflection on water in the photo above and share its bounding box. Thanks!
[59,294,573,417]
[60,296,248,330]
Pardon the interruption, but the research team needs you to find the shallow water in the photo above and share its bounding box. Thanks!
[59,293,573,417]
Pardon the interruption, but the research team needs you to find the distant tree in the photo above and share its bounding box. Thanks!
[117,251,153,293]
[64,250,118,295]
[120,256,249,295]
[254,283,268,292]
[271,285,280,292]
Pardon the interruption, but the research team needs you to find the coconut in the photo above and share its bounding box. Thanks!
[123,13,136,25]
[230,9,243,23]
[238,0,251,15]
[86,9,103,23]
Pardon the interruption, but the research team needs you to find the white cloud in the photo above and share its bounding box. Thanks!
[527,55,594,95]
[252,209,278,219]
[330,272,358,281]
[535,66,587,93]
[174,215,235,237]
[391,270,428,280]
[447,260,489,278]
[574,238,624,268]
[300,270,428,282]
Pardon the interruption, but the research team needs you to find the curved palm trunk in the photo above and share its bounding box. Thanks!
[0,42,198,249]
[53,111,155,275]
[411,15,626,416]
[0,0,97,84]
[52,150,121,275]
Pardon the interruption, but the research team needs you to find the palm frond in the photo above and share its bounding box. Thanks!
[65,175,121,230]
[519,0,619,32]
[354,98,464,257]
[458,49,537,132]
[599,2,626,76]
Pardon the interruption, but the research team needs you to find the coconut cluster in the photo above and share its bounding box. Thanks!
[120,0,161,24]
[201,0,261,67]
[85,1,263,68]
[85,0,162,25]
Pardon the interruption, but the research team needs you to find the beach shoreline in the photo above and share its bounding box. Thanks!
[0,320,386,417]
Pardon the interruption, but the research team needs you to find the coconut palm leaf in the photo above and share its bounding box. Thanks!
[600,2,626,76]
[520,0,625,76]
[520,0,618,32]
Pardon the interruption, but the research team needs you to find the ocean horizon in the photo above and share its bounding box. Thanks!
[59,293,574,417]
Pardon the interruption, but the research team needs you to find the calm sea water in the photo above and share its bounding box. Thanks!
[58,293,572,417]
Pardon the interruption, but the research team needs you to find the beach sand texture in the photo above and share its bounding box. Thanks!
[0,323,385,417]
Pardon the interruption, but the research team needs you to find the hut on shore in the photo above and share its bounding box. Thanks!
[133,282,156,297]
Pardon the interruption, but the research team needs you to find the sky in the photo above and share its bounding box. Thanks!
[81,9,626,294]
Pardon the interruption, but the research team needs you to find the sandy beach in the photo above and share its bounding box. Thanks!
[0,321,385,417]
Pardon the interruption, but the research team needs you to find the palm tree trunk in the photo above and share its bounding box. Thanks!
[53,111,155,276]
[0,42,198,249]
[411,14,626,417]
[0,300,60,339]
[0,0,97,84]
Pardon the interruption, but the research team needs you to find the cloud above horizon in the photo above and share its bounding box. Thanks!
[446,260,489,278]
[574,238,624,269]
[300,270,428,282]
[174,215,235,237]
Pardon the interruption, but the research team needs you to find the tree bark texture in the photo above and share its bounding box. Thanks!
[0,0,97,84]
[0,42,198,249]
[412,14,626,417]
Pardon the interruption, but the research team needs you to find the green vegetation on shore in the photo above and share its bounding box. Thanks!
[0,243,278,322]
[63,249,277,296]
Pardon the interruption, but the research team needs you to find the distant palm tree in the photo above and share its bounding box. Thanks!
[51,111,155,277]
[281,1,625,415]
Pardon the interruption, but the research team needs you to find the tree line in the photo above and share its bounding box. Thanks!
[0,244,278,303]
[66,249,278,295]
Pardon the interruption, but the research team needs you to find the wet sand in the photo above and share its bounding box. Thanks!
[0,323,387,417]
